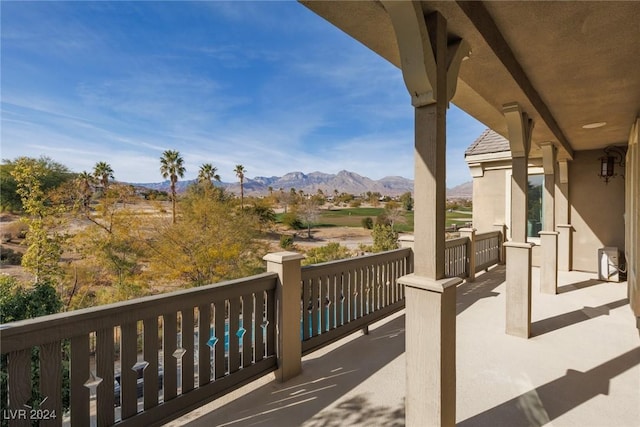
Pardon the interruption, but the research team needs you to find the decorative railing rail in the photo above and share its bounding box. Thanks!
[444,228,504,280]
[0,273,278,427]
[445,237,469,278]
[300,248,412,354]
[474,231,502,272]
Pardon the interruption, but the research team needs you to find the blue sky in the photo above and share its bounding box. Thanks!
[1,1,486,187]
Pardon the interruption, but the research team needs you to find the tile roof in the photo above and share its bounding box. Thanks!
[465,129,511,156]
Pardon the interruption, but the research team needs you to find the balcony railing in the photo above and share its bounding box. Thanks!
[0,273,279,427]
[301,248,412,354]
[474,231,502,272]
[444,228,503,280]
[445,237,469,278]
[0,227,502,427]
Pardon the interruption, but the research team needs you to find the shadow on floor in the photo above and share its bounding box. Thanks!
[557,279,607,294]
[457,265,506,315]
[458,346,640,427]
[531,298,629,337]
[184,315,406,427]
[303,395,405,427]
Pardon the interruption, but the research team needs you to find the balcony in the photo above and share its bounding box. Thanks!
[2,230,638,426]
[168,267,638,427]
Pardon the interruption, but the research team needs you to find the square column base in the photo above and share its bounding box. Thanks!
[539,231,559,294]
[399,274,461,427]
[504,242,534,338]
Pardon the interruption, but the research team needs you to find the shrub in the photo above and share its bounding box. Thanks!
[372,224,398,252]
[281,212,303,230]
[0,247,22,265]
[349,199,361,208]
[303,243,353,265]
[0,277,69,416]
[361,217,373,229]
[357,243,373,253]
[280,234,294,249]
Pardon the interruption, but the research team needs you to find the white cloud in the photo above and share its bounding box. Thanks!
[1,1,485,188]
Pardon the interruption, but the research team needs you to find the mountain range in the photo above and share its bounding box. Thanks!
[132,170,472,199]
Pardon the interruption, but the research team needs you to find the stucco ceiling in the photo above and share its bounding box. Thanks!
[301,1,640,159]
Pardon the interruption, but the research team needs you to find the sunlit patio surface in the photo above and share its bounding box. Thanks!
[167,266,639,427]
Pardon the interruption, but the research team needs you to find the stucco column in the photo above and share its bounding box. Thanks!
[263,251,304,382]
[402,62,462,427]
[382,3,469,425]
[539,143,558,294]
[556,159,573,271]
[504,241,533,337]
[504,103,534,338]
[510,156,529,242]
[539,231,558,294]
[625,118,639,333]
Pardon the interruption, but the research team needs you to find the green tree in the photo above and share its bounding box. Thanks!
[10,157,66,282]
[145,193,267,286]
[160,150,186,224]
[70,183,147,295]
[1,157,72,212]
[0,276,70,419]
[250,201,276,231]
[372,224,399,252]
[400,192,414,211]
[0,163,21,212]
[234,164,246,209]
[93,161,114,191]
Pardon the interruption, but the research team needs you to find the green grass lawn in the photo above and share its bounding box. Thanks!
[277,207,472,233]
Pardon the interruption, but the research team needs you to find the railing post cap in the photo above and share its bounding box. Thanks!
[398,274,462,293]
[263,251,304,263]
[503,241,535,249]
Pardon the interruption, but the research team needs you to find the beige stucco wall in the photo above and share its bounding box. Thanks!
[472,168,506,233]
[570,149,626,272]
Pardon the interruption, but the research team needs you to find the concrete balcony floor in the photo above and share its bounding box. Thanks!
[168,266,639,427]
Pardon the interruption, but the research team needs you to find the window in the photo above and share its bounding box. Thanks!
[527,175,544,238]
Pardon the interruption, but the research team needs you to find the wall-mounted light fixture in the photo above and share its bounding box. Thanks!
[598,145,626,184]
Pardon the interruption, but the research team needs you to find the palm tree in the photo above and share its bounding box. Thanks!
[93,161,114,191]
[234,164,246,209]
[198,163,221,186]
[198,163,221,199]
[76,171,95,210]
[160,150,186,224]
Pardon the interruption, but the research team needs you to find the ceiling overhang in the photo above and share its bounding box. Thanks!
[301,1,640,160]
